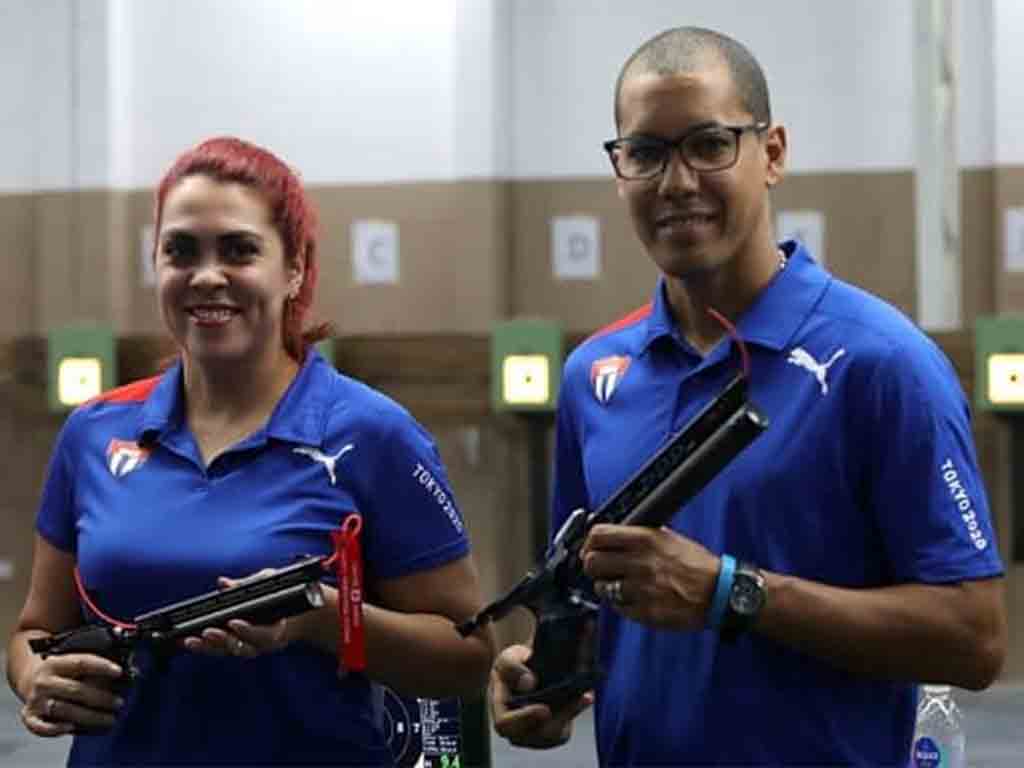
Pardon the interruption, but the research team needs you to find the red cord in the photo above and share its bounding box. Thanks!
[73,567,136,630]
[705,307,751,379]
[322,514,362,570]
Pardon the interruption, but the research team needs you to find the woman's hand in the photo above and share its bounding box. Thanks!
[180,572,292,658]
[18,652,124,737]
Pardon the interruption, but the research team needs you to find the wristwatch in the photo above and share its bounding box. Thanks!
[720,561,766,643]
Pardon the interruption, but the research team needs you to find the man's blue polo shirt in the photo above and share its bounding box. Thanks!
[552,241,1003,766]
[36,350,470,766]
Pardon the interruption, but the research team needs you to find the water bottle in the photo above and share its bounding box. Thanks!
[911,685,966,768]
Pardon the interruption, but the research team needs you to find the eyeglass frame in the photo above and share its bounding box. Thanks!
[602,121,770,180]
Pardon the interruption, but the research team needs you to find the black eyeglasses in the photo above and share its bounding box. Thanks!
[603,122,769,180]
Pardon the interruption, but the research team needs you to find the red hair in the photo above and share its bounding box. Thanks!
[153,136,330,361]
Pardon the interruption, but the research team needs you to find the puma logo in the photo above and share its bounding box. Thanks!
[787,347,846,395]
[293,444,354,486]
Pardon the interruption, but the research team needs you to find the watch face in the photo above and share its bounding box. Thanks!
[730,575,765,616]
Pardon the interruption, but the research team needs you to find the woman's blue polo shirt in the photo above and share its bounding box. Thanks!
[37,350,470,766]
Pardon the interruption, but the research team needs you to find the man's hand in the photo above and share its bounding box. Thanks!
[581,523,720,631]
[490,644,593,750]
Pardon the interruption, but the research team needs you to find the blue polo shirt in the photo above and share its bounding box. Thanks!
[552,241,1003,766]
[36,350,470,766]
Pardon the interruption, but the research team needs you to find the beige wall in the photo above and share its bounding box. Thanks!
[510,179,659,331]
[995,167,1024,312]
[962,170,998,324]
[308,181,511,335]
[1,183,514,339]
[772,172,917,316]
[988,166,1024,680]
[0,171,990,338]
[0,339,65,636]
[509,171,926,333]
[0,194,37,338]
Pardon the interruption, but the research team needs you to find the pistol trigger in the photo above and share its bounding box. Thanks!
[124,649,141,680]
[570,592,600,611]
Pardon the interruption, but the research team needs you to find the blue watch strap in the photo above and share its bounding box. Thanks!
[708,554,736,629]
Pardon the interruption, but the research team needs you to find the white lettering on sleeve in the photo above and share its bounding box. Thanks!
[412,462,465,534]
[940,458,988,550]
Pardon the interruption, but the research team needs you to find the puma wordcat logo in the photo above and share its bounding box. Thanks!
[293,444,354,486]
[787,346,846,395]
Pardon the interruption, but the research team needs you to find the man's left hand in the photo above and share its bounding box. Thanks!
[580,524,720,631]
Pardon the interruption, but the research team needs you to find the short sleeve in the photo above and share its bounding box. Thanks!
[357,408,469,580]
[864,342,1003,583]
[550,361,589,541]
[35,411,82,553]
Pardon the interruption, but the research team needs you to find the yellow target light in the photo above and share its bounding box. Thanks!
[47,325,116,412]
[58,357,103,406]
[491,319,562,413]
[974,315,1024,413]
[502,355,551,406]
[988,353,1024,405]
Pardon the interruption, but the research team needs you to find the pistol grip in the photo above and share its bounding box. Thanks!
[507,610,599,711]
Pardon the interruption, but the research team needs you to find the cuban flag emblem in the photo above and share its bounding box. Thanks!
[591,355,631,404]
[107,439,151,478]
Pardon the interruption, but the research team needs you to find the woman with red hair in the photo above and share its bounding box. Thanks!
[7,136,495,766]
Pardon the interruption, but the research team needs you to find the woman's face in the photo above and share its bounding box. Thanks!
[155,175,302,371]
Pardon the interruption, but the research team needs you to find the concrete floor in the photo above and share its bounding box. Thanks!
[488,685,1024,768]
[3,676,1022,766]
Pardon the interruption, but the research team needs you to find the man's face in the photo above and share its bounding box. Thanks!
[614,64,785,280]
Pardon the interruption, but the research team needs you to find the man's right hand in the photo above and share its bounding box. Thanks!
[489,643,594,749]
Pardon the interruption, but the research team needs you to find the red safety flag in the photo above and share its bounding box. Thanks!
[330,513,366,673]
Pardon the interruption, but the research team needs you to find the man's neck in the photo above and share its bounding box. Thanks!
[665,241,784,354]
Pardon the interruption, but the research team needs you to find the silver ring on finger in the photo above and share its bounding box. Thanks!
[234,638,245,655]
[45,697,58,720]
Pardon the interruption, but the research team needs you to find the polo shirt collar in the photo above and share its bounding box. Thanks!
[637,239,830,355]
[136,350,334,449]
[737,239,831,351]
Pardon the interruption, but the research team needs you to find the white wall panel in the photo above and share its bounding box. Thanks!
[3,0,120,191]
[958,0,994,168]
[454,0,513,178]
[75,1,115,187]
[0,2,43,191]
[994,0,1024,165]
[114,0,458,187]
[511,0,917,176]
[0,0,1010,192]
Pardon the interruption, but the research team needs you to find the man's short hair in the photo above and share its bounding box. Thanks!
[614,27,772,132]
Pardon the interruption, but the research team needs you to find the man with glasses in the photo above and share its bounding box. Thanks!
[489,26,1007,765]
